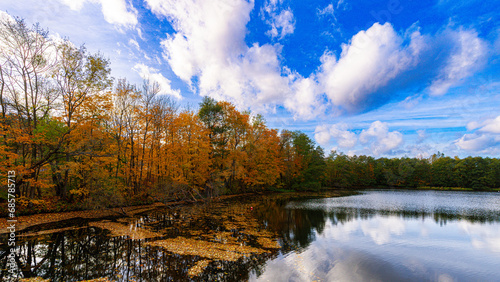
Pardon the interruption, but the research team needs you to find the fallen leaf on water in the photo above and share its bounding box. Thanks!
[89,221,159,240]
[146,237,270,261]
[188,259,212,277]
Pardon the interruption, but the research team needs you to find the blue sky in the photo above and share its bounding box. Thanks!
[1,0,499,158]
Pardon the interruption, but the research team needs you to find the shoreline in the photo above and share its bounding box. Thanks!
[2,187,498,233]
[0,190,346,233]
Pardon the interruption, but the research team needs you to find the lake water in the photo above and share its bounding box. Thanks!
[2,190,500,281]
[251,190,500,282]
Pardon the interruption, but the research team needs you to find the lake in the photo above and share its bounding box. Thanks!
[2,190,500,281]
[251,190,500,281]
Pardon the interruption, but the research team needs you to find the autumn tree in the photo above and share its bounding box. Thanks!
[137,79,160,189]
[0,16,58,198]
[218,102,250,192]
[243,115,283,190]
[169,110,211,199]
[51,40,112,199]
[107,79,141,193]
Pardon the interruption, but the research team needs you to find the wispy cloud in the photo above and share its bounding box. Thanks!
[317,4,335,16]
[261,0,295,40]
[133,63,181,99]
[429,28,487,95]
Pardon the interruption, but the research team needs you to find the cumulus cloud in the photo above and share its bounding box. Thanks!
[147,0,296,112]
[317,23,423,113]
[144,1,488,120]
[60,0,138,28]
[314,123,357,148]
[133,63,181,99]
[316,23,488,114]
[359,121,404,156]
[314,121,403,156]
[455,134,497,151]
[456,115,500,153]
[284,75,324,120]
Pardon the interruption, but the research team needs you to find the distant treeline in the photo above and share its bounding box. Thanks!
[323,152,500,190]
[0,17,498,213]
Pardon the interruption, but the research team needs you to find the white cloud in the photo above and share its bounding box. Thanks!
[359,121,403,156]
[477,116,500,134]
[148,0,296,112]
[314,121,404,156]
[133,63,181,99]
[317,23,423,113]
[314,123,357,149]
[318,4,335,16]
[59,0,138,28]
[128,39,140,51]
[145,1,489,121]
[284,76,324,120]
[456,115,500,153]
[417,129,428,143]
[429,28,487,95]
[99,0,137,27]
[336,0,348,10]
[261,0,295,39]
[265,9,295,39]
[403,144,433,159]
[60,0,86,10]
[315,23,488,114]
[455,133,496,151]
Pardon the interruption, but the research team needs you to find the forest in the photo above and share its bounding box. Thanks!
[1,18,499,214]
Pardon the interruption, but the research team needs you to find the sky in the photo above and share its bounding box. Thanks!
[1,0,499,158]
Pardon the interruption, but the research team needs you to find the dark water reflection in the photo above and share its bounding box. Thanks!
[1,190,500,281]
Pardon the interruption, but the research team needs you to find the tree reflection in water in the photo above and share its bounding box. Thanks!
[1,191,499,281]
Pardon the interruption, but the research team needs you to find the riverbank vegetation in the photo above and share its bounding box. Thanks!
[1,18,499,215]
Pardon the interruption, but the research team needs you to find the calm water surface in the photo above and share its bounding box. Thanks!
[1,190,500,281]
[251,190,500,282]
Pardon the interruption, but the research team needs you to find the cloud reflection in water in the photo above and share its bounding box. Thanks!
[251,190,500,281]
